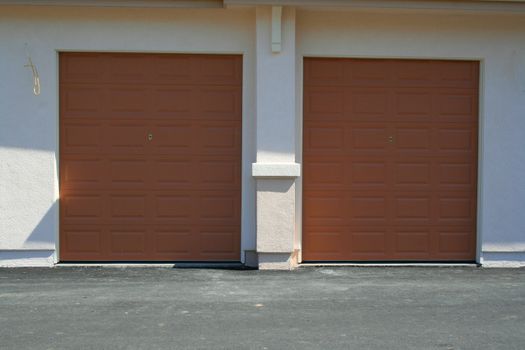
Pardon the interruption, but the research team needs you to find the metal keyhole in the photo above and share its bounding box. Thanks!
[148,132,153,141]
[388,135,394,143]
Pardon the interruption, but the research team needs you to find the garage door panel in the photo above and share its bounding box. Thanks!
[109,195,147,220]
[437,229,476,256]
[304,160,345,188]
[304,58,345,86]
[62,194,104,222]
[60,86,103,118]
[391,61,434,86]
[394,229,431,255]
[106,87,152,117]
[151,159,193,188]
[394,161,431,186]
[394,127,432,151]
[106,55,153,83]
[108,159,149,187]
[61,226,104,257]
[437,127,477,151]
[149,123,193,152]
[60,53,105,83]
[154,229,193,255]
[195,55,242,85]
[394,60,477,89]
[434,91,478,121]
[304,193,346,222]
[351,126,390,151]
[349,196,388,223]
[192,158,240,189]
[147,123,241,155]
[344,60,391,87]
[198,160,239,186]
[199,228,239,255]
[60,53,241,262]
[435,61,478,88]
[153,87,193,114]
[153,195,193,221]
[199,195,238,220]
[438,196,476,223]
[110,228,147,254]
[305,59,478,89]
[350,88,389,117]
[60,158,105,190]
[305,87,344,117]
[302,228,346,260]
[61,54,241,86]
[197,87,241,120]
[394,91,433,119]
[153,191,240,220]
[350,161,388,187]
[106,123,149,154]
[350,230,387,255]
[66,230,102,254]
[305,126,345,153]
[199,123,240,151]
[438,162,475,188]
[394,196,432,222]
[347,157,390,189]
[152,55,194,84]
[62,191,239,224]
[61,122,103,153]
[303,58,478,261]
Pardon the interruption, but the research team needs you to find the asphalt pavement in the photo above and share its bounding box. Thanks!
[0,266,524,350]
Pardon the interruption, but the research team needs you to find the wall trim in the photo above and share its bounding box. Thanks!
[252,162,301,178]
[0,250,55,267]
[481,252,525,267]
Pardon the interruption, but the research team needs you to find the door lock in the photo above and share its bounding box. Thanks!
[388,135,394,143]
[147,132,153,141]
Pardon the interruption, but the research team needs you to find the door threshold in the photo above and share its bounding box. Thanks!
[56,263,176,268]
[300,262,480,268]
[55,262,248,269]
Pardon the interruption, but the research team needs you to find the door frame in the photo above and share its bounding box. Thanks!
[296,54,485,264]
[54,50,251,263]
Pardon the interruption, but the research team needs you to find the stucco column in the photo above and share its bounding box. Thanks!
[253,6,299,270]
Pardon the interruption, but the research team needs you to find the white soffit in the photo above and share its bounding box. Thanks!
[0,0,224,8]
[225,0,525,13]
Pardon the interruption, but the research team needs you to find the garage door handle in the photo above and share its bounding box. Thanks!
[148,133,153,141]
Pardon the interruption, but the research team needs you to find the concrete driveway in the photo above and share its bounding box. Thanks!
[0,267,524,350]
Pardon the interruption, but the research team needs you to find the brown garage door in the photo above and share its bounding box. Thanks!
[59,53,242,261]
[303,58,478,262]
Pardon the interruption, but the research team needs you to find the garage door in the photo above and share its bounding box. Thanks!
[303,58,478,261]
[59,53,242,261]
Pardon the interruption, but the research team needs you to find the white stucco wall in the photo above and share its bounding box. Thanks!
[253,6,299,269]
[0,5,257,265]
[1,4,524,267]
[255,6,296,163]
[296,9,525,265]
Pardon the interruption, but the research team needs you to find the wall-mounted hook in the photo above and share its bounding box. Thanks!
[24,43,41,96]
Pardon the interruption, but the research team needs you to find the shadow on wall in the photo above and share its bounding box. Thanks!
[22,200,58,248]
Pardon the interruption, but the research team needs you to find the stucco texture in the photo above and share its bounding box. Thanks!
[0,5,256,263]
[1,4,525,266]
[295,9,525,264]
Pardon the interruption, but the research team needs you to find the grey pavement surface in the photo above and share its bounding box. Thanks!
[0,266,524,350]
